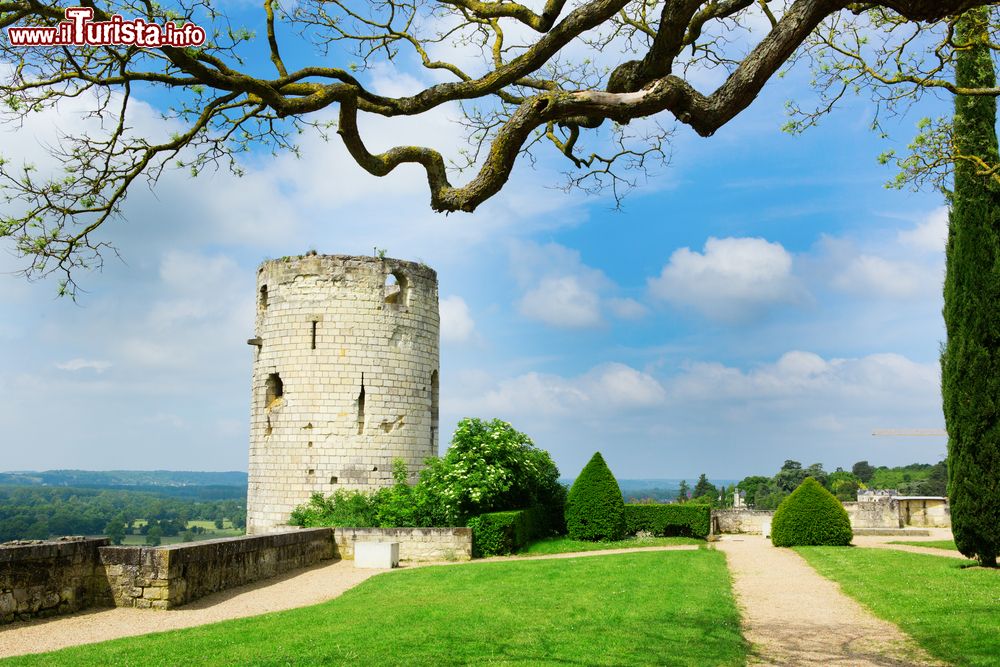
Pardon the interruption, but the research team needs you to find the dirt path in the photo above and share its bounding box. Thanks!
[716,535,946,666]
[0,545,699,659]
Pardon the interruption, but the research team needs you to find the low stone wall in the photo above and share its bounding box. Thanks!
[100,528,335,609]
[712,510,775,535]
[1,525,469,622]
[0,537,109,624]
[843,497,902,529]
[899,498,951,528]
[333,527,472,562]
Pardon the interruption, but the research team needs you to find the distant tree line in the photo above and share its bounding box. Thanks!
[736,460,948,510]
[0,485,246,542]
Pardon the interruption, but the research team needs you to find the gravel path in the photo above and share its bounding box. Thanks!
[716,535,946,666]
[0,559,377,659]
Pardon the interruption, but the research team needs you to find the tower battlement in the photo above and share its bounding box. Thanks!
[246,254,440,533]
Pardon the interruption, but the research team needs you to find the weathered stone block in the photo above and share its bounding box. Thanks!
[355,542,399,569]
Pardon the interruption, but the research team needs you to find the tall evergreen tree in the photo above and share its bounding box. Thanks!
[943,7,1000,568]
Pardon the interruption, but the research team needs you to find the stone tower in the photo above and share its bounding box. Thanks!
[246,254,440,533]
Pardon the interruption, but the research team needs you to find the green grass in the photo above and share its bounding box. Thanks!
[888,539,959,551]
[3,551,746,667]
[797,546,1000,667]
[518,535,703,556]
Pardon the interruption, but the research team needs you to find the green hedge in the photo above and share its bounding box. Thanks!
[565,452,626,541]
[771,477,852,547]
[468,506,549,557]
[623,504,711,539]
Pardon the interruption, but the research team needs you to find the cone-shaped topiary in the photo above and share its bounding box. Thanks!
[565,452,626,541]
[770,477,852,547]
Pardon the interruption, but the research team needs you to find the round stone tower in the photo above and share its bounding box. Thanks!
[246,254,440,533]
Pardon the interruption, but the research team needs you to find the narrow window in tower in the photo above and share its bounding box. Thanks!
[265,373,283,407]
[356,377,366,435]
[259,285,268,311]
[311,320,318,350]
[430,370,439,450]
[384,271,409,306]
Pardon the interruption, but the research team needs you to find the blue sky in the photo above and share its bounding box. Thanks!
[0,3,950,479]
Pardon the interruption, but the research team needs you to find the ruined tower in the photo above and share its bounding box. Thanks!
[246,254,440,533]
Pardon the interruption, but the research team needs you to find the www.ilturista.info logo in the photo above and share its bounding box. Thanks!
[6,7,206,47]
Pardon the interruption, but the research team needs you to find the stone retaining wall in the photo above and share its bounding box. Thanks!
[100,528,335,609]
[711,510,776,535]
[1,526,471,623]
[898,498,951,528]
[843,497,903,529]
[334,527,471,562]
[0,537,109,624]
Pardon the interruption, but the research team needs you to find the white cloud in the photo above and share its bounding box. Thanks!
[508,240,650,328]
[648,237,804,322]
[670,350,938,402]
[55,358,112,373]
[898,207,948,253]
[833,254,928,299]
[453,362,666,417]
[440,295,475,343]
[519,276,603,328]
[607,297,648,320]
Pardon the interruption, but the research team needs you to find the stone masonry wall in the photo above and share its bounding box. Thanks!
[899,498,951,528]
[0,537,109,625]
[843,497,902,529]
[334,527,471,562]
[248,254,440,533]
[712,510,776,535]
[100,528,335,609]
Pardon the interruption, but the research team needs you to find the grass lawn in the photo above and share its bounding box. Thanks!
[797,547,1000,667]
[888,539,960,552]
[518,535,704,556]
[3,551,746,667]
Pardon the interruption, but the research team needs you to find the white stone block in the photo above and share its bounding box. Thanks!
[760,517,772,540]
[355,541,400,569]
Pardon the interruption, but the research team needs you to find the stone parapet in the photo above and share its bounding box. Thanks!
[0,537,109,624]
[99,528,335,609]
[333,527,471,562]
[711,509,776,535]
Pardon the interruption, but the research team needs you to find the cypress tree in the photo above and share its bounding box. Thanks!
[943,7,1000,567]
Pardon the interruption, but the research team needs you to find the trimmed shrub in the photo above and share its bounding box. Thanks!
[624,504,710,539]
[770,477,853,547]
[468,506,547,557]
[565,452,626,541]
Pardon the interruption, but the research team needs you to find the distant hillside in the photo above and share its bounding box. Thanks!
[0,470,248,489]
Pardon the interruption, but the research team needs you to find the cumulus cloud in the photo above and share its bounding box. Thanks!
[607,297,648,320]
[440,295,475,343]
[55,359,112,373]
[648,237,804,323]
[519,276,603,328]
[509,240,649,328]
[832,254,928,299]
[670,350,938,403]
[898,207,948,253]
[454,362,667,417]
